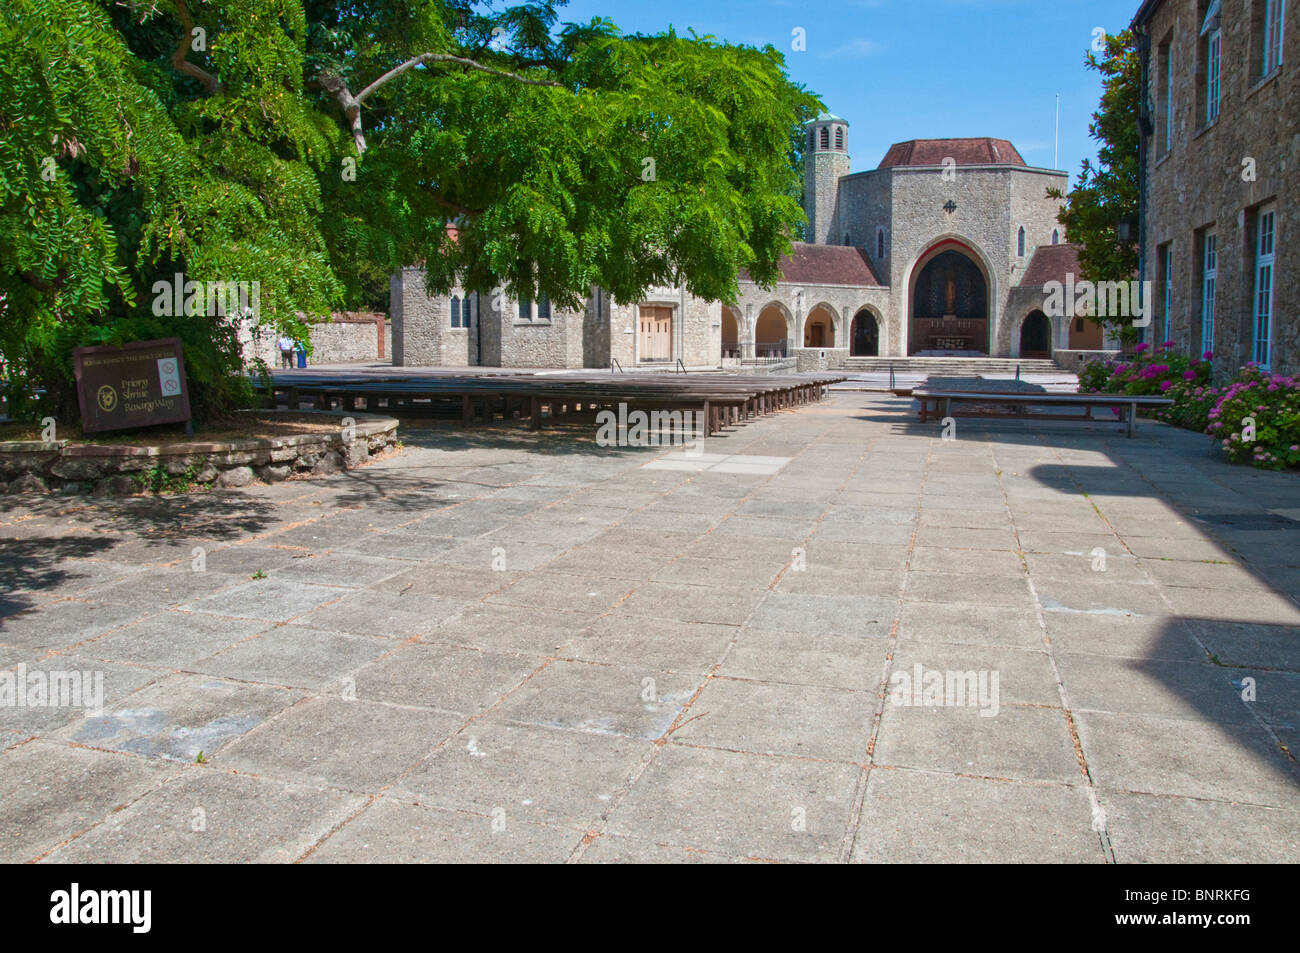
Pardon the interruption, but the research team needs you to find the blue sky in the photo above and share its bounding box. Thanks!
[555,0,1142,178]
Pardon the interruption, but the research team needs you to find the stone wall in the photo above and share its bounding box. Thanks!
[733,280,891,356]
[1054,349,1121,374]
[0,411,399,497]
[240,312,389,367]
[836,164,1068,357]
[793,347,849,371]
[1139,0,1297,376]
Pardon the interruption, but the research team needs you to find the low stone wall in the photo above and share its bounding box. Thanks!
[1054,349,1120,373]
[792,347,850,372]
[0,411,398,497]
[240,313,390,367]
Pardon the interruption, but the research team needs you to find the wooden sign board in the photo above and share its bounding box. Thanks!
[73,338,192,433]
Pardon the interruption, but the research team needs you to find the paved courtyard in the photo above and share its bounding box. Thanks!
[2,392,1298,863]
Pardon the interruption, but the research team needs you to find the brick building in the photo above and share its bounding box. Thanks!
[1133,0,1295,375]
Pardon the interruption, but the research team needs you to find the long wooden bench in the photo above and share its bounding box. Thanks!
[257,370,846,437]
[911,390,1175,438]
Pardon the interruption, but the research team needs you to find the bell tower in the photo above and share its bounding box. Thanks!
[803,113,851,246]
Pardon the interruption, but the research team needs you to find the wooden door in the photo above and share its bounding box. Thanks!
[639,306,672,362]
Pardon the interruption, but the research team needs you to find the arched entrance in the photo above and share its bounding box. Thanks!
[755,304,789,358]
[850,310,880,356]
[803,305,836,348]
[721,307,740,360]
[909,242,990,355]
[1020,311,1052,358]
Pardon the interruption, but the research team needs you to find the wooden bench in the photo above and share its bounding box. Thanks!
[911,390,1175,438]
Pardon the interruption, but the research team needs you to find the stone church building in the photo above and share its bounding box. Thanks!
[391,114,1105,369]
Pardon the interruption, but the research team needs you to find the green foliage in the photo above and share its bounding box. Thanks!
[1207,367,1300,470]
[2,0,818,421]
[132,460,208,494]
[1049,29,1140,338]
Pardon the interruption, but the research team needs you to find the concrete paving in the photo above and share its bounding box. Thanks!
[1,392,1297,863]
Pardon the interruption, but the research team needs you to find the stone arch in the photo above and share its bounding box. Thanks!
[755,302,792,358]
[1018,309,1052,358]
[904,235,997,356]
[803,302,838,348]
[721,306,741,359]
[850,307,882,356]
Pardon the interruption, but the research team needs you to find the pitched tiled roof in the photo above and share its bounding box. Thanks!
[878,138,1027,169]
[741,243,883,287]
[1019,243,1081,287]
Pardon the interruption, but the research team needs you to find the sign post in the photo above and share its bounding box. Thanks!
[73,338,193,434]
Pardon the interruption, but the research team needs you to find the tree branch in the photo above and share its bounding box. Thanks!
[354,53,565,105]
[318,53,565,156]
[171,0,222,94]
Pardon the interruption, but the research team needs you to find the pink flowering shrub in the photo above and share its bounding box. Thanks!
[1079,342,1211,397]
[1206,366,1300,470]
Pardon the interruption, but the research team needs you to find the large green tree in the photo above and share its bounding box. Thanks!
[0,0,819,422]
[1049,28,1141,333]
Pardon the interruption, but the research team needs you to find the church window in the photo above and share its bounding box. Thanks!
[518,297,531,321]
[1052,230,1060,245]
[876,228,885,260]
[1017,227,1026,258]
[820,127,830,149]
[537,296,552,322]
[834,127,844,150]
[450,296,462,328]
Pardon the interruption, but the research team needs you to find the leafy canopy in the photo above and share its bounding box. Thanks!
[0,0,818,420]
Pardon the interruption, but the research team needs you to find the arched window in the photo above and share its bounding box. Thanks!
[834,127,844,150]
[1052,229,1060,245]
[876,228,885,260]
[820,127,829,149]
[844,233,851,247]
[450,296,461,328]
[1017,227,1026,258]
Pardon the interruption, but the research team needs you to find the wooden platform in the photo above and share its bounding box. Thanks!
[258,370,846,437]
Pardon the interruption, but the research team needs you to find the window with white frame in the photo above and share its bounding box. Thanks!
[1201,234,1216,355]
[1264,0,1286,74]
[1203,1,1222,123]
[1253,207,1276,366]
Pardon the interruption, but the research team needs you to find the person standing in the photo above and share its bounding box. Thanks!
[278,334,294,369]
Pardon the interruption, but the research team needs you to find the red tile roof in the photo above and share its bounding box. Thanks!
[741,243,883,287]
[1019,243,1081,287]
[878,138,1027,170]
